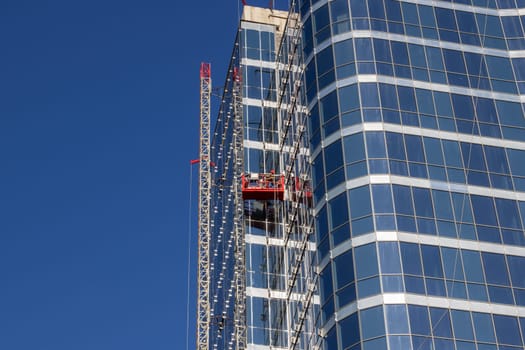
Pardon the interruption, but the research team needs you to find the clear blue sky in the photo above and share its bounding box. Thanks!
[0,1,259,349]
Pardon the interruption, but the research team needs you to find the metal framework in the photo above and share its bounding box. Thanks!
[232,67,247,350]
[197,62,212,350]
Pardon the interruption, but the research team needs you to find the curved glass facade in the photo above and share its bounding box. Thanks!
[299,0,525,349]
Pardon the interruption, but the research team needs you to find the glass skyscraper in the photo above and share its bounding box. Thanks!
[300,0,525,349]
[206,1,525,350]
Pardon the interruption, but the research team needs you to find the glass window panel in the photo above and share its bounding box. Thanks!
[430,307,452,337]
[355,243,378,279]
[344,133,366,164]
[360,83,379,107]
[386,304,409,334]
[471,195,497,226]
[423,137,444,165]
[484,145,509,174]
[330,192,349,229]
[397,86,417,112]
[495,198,522,229]
[320,264,333,303]
[379,83,398,109]
[413,188,434,218]
[497,101,525,128]
[338,84,359,113]
[421,245,443,278]
[408,305,431,336]
[355,38,373,61]
[393,185,414,216]
[372,184,394,214]
[386,132,406,160]
[507,255,525,288]
[486,56,514,80]
[451,310,474,340]
[432,190,454,220]
[360,305,385,339]
[462,250,485,283]
[335,250,354,288]
[378,242,401,274]
[441,247,464,280]
[507,149,525,176]
[339,313,360,349]
[324,139,343,174]
[493,315,522,346]
[366,131,386,158]
[334,39,354,66]
[405,135,425,162]
[434,91,453,117]
[350,186,372,219]
[452,193,473,223]
[400,242,422,275]
[443,49,466,74]
[472,312,496,343]
[482,252,510,286]
[391,41,409,65]
[373,39,391,63]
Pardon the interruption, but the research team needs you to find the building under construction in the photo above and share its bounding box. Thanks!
[198,1,525,350]
[197,3,319,350]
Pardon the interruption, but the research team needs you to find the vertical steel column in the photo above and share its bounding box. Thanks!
[232,67,247,350]
[197,62,211,350]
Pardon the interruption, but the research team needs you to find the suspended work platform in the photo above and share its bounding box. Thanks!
[241,172,285,201]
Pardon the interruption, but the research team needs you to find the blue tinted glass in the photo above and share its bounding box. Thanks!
[360,306,385,339]
[397,86,417,112]
[405,135,425,162]
[408,305,431,335]
[350,186,372,219]
[444,50,466,74]
[391,41,409,65]
[344,133,366,164]
[421,245,443,278]
[374,39,391,62]
[360,83,379,107]
[320,263,333,302]
[507,255,525,288]
[355,38,373,61]
[372,185,394,214]
[378,242,401,273]
[472,312,496,343]
[482,252,510,286]
[493,315,522,346]
[338,84,359,112]
[484,145,509,174]
[471,195,497,226]
[386,132,406,160]
[432,190,454,220]
[400,242,422,275]
[334,39,354,66]
[413,188,434,217]
[507,149,525,176]
[451,310,474,340]
[379,83,398,109]
[335,250,354,288]
[330,192,349,229]
[324,140,343,174]
[495,198,521,229]
[366,132,386,158]
[462,250,485,283]
[386,304,409,334]
[393,185,414,216]
[355,243,378,279]
[430,308,452,337]
[339,313,360,348]
[441,247,464,280]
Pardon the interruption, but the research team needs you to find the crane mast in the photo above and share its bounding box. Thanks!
[197,62,211,350]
